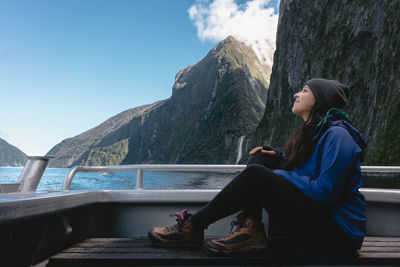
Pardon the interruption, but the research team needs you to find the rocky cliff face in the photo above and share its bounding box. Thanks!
[251,0,400,165]
[48,36,270,167]
[0,138,27,166]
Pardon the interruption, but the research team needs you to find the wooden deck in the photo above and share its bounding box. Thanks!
[47,236,400,266]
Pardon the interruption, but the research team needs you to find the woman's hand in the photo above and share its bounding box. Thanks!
[249,146,276,156]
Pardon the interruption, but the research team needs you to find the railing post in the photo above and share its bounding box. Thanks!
[136,168,143,189]
[17,156,53,192]
[63,167,80,191]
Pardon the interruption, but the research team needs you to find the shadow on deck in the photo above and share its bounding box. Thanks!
[47,236,400,266]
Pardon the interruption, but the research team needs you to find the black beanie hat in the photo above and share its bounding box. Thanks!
[304,78,349,109]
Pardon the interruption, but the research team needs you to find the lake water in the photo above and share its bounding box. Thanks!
[1,167,399,191]
[0,167,237,191]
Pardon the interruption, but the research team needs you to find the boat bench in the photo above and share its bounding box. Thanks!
[47,236,400,266]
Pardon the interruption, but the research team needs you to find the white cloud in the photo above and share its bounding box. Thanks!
[188,0,279,66]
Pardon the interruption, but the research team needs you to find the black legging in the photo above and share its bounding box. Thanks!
[189,151,357,256]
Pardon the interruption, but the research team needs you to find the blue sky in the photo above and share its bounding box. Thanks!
[0,0,279,156]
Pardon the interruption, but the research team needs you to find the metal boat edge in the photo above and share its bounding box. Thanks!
[1,164,400,266]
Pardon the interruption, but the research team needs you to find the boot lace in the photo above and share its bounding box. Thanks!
[227,213,247,236]
[165,209,188,232]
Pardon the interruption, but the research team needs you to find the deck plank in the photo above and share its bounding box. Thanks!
[74,238,147,244]
[361,242,400,247]
[48,236,400,266]
[360,246,400,252]
[364,236,400,242]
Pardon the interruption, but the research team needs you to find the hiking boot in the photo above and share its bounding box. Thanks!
[204,213,267,254]
[148,209,204,247]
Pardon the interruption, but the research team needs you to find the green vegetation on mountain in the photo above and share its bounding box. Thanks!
[85,139,129,166]
[0,138,27,166]
[47,36,270,167]
[47,101,165,167]
[248,0,400,165]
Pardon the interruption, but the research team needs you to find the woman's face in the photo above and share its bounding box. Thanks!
[292,85,316,121]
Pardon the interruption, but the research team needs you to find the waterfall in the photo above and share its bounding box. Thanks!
[235,136,245,164]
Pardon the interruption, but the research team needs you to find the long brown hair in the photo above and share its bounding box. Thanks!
[283,103,328,170]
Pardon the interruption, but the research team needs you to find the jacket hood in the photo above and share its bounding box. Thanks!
[314,108,367,153]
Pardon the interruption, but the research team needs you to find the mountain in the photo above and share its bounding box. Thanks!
[0,138,27,166]
[47,36,271,167]
[246,0,400,165]
[47,101,165,167]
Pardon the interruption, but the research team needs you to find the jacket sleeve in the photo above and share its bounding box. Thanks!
[262,146,287,166]
[309,127,358,205]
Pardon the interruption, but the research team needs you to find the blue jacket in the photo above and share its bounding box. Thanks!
[274,109,367,249]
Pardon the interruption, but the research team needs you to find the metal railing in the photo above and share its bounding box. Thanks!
[62,165,400,191]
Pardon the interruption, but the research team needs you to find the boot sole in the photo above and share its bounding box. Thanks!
[148,231,203,248]
[204,241,268,255]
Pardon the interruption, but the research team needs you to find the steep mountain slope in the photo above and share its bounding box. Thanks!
[47,101,165,167]
[48,36,270,167]
[0,138,27,166]
[250,0,400,165]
